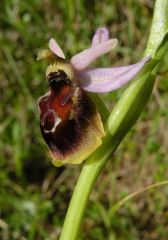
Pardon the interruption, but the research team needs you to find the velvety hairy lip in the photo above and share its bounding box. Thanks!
[39,87,105,166]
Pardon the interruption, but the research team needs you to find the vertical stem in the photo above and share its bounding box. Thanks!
[59,1,168,239]
[59,136,118,240]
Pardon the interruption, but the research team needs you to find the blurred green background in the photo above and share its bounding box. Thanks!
[0,0,168,239]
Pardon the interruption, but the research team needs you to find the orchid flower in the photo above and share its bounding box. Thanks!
[38,28,150,167]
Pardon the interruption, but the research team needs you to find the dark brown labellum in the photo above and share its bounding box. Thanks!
[39,70,105,166]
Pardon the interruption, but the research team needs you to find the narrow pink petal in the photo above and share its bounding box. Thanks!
[71,39,118,71]
[78,56,151,92]
[91,28,109,46]
[49,38,65,59]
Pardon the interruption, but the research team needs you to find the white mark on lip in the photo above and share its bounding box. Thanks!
[41,109,62,133]
[45,116,62,133]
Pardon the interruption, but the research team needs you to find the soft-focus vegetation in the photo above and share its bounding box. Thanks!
[0,0,168,239]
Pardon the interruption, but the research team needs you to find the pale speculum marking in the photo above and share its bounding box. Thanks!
[41,109,62,133]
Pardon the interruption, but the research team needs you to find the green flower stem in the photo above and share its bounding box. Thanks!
[59,1,168,239]
[59,134,118,240]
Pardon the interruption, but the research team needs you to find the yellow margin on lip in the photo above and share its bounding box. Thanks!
[52,111,105,167]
